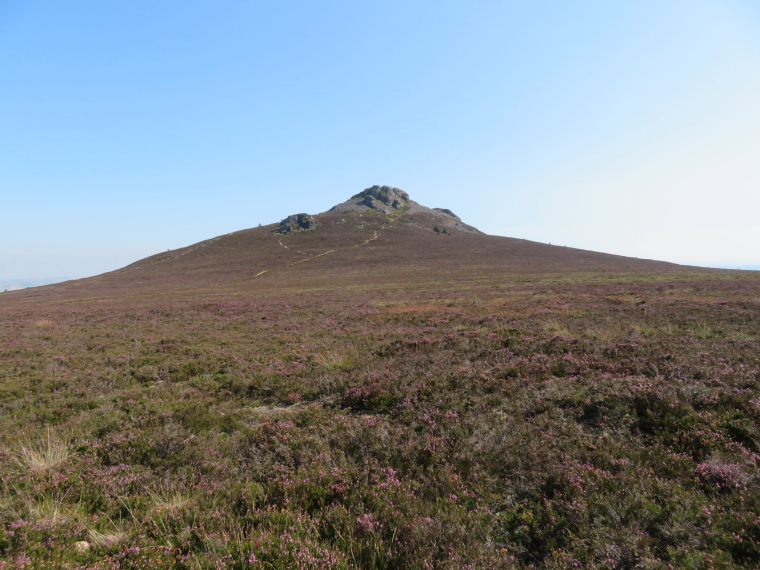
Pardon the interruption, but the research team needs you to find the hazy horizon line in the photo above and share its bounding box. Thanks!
[4,262,760,291]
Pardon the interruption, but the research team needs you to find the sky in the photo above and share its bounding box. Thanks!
[2,0,759,281]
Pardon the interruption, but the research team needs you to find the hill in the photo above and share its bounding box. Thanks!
[1,187,759,568]
[6,186,696,306]
[0,277,73,292]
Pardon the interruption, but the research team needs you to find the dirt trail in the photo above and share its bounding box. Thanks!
[253,229,380,279]
[276,237,311,257]
[357,231,379,247]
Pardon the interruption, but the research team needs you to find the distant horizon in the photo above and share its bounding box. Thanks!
[3,245,759,289]
[4,211,759,284]
[1,277,76,291]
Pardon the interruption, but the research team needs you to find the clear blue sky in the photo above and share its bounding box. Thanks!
[2,0,759,280]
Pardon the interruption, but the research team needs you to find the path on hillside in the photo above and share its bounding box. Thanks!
[253,228,382,279]
[127,233,232,271]
[276,237,311,257]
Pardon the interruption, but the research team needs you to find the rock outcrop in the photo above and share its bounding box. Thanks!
[356,185,410,214]
[275,213,317,234]
[330,185,411,215]
[433,208,462,222]
[326,186,482,234]
[328,185,480,234]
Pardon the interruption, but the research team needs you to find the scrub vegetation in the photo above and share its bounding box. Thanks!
[1,200,759,568]
[1,275,759,568]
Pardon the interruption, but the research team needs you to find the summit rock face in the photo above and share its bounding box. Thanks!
[328,185,481,234]
[359,185,410,213]
[330,185,410,215]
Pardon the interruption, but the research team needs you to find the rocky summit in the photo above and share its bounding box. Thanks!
[327,185,476,233]
[329,185,410,215]
[358,185,410,213]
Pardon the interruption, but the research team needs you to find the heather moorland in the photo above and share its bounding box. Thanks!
[1,193,759,569]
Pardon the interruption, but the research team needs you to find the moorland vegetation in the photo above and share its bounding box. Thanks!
[1,189,759,568]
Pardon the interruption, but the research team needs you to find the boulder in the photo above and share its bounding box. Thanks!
[433,208,462,222]
[275,213,317,234]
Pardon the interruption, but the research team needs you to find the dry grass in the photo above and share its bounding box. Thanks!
[151,490,193,514]
[88,528,129,547]
[13,431,70,474]
[584,326,620,341]
[659,322,678,336]
[27,493,83,525]
[688,322,716,339]
[631,322,659,337]
[317,348,355,371]
[543,320,572,337]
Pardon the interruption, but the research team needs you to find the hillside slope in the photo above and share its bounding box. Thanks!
[1,188,759,568]
[4,187,698,305]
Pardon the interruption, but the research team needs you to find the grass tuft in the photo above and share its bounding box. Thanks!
[151,489,193,514]
[88,528,129,547]
[27,494,80,525]
[543,320,572,337]
[13,431,70,474]
[317,348,355,371]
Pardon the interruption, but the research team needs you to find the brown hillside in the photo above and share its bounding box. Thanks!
[2,188,720,305]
